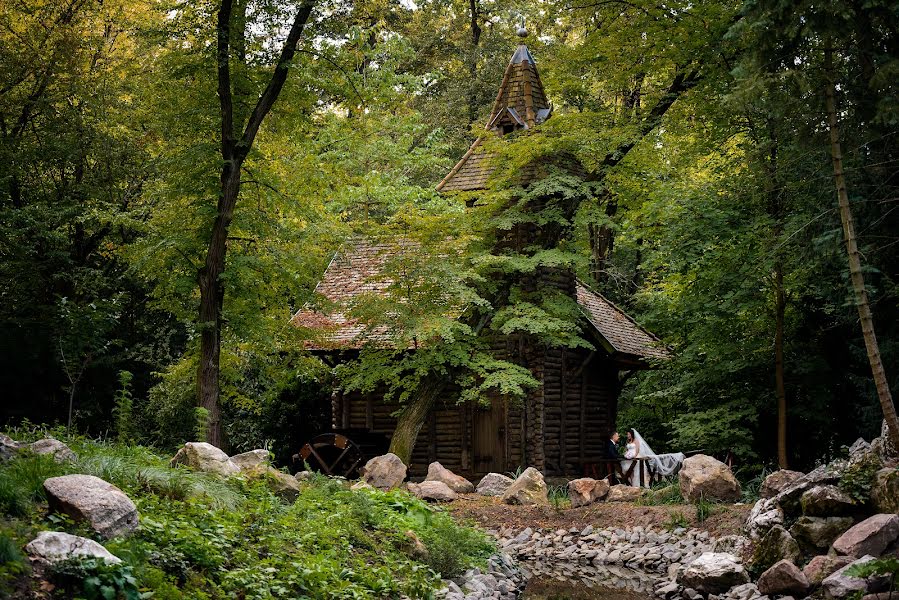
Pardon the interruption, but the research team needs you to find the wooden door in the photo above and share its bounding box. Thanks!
[472,400,506,475]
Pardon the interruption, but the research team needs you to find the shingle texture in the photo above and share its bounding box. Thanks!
[294,241,669,362]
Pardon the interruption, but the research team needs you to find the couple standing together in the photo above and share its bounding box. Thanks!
[605,428,684,487]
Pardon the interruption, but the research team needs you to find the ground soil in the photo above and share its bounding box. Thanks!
[447,494,751,539]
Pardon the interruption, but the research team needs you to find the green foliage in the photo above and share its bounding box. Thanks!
[50,557,146,600]
[0,453,67,516]
[695,495,715,524]
[639,482,684,506]
[839,454,883,504]
[193,408,209,444]
[548,484,570,512]
[664,510,689,531]
[845,557,898,595]
[114,371,136,444]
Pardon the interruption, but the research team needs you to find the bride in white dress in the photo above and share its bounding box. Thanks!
[620,428,686,487]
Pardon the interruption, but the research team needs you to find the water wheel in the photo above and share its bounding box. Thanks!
[294,433,365,478]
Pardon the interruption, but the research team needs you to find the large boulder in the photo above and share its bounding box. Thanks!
[775,462,846,515]
[501,467,548,506]
[745,498,785,540]
[360,453,407,490]
[425,462,474,494]
[822,555,891,599]
[790,516,855,553]
[801,484,856,516]
[244,465,301,501]
[30,438,76,463]
[44,475,138,539]
[679,454,741,503]
[230,449,270,471]
[761,469,804,499]
[751,525,801,574]
[871,468,899,514]
[476,473,514,496]
[567,478,610,508]
[803,555,855,587]
[606,484,645,502]
[757,560,810,597]
[171,442,239,476]
[407,481,458,502]
[26,531,121,565]
[0,433,23,461]
[678,552,750,595]
[832,513,899,558]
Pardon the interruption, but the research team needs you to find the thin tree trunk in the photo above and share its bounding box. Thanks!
[824,47,899,450]
[774,258,788,468]
[388,377,444,464]
[197,0,315,447]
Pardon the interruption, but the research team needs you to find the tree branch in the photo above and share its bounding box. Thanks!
[217,0,235,158]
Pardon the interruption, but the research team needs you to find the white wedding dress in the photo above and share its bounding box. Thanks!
[620,430,686,488]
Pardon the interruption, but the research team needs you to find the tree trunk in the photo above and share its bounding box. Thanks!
[824,47,899,451]
[388,377,445,464]
[774,257,788,468]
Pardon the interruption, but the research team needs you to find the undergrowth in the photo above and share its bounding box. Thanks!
[0,432,495,598]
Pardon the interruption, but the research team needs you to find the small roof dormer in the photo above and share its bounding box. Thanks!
[437,29,555,193]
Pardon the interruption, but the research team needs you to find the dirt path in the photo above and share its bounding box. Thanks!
[448,495,751,539]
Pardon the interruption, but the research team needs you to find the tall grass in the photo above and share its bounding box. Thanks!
[0,453,69,516]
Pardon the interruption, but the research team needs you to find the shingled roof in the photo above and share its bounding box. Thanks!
[292,240,670,363]
[437,38,555,193]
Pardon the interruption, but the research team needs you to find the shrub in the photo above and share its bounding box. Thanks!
[49,557,145,600]
[114,371,136,444]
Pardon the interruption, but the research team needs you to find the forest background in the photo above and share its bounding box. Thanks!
[1,0,897,473]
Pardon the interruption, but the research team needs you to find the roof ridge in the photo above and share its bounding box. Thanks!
[575,277,664,345]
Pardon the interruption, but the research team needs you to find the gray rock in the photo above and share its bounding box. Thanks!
[170,442,239,476]
[679,454,741,503]
[229,449,270,471]
[408,480,458,502]
[832,514,899,557]
[760,470,804,499]
[44,474,138,538]
[774,462,845,515]
[751,525,800,573]
[360,453,407,490]
[678,552,750,595]
[30,438,76,463]
[476,473,514,496]
[501,467,548,506]
[426,462,474,494]
[801,484,856,516]
[26,531,121,565]
[790,516,854,553]
[0,433,23,461]
[757,560,809,597]
[803,554,855,587]
[822,555,890,599]
[871,468,899,514]
[244,465,301,500]
[567,477,610,507]
[745,498,784,540]
[606,484,645,502]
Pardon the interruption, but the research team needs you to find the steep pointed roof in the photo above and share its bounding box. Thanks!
[437,38,554,193]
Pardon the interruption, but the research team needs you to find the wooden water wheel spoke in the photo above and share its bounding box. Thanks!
[296,433,366,479]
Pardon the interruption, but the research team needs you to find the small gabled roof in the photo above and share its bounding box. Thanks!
[293,240,670,364]
[437,40,553,194]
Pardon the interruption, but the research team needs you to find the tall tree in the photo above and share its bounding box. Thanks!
[198,0,316,446]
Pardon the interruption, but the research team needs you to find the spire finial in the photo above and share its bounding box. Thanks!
[516,23,528,38]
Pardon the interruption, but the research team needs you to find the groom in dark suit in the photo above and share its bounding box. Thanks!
[606,431,620,460]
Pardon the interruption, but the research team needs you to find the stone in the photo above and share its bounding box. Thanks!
[425,462,474,494]
[746,499,783,539]
[757,560,809,596]
[606,484,645,502]
[832,514,899,557]
[790,516,855,553]
[678,552,750,595]
[803,555,855,587]
[408,480,458,502]
[26,531,121,565]
[761,470,804,499]
[295,470,312,481]
[476,472,514,496]
[822,555,891,599]
[245,465,301,500]
[567,477,610,508]
[360,453,407,490]
[30,438,76,463]
[229,449,270,471]
[170,442,239,476]
[801,484,856,516]
[849,438,871,459]
[43,474,138,538]
[501,467,548,506]
[871,468,899,514]
[751,525,801,574]
[404,529,429,561]
[745,498,785,540]
[774,462,846,515]
[679,454,742,503]
[713,535,751,555]
[350,480,373,491]
[0,433,22,461]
